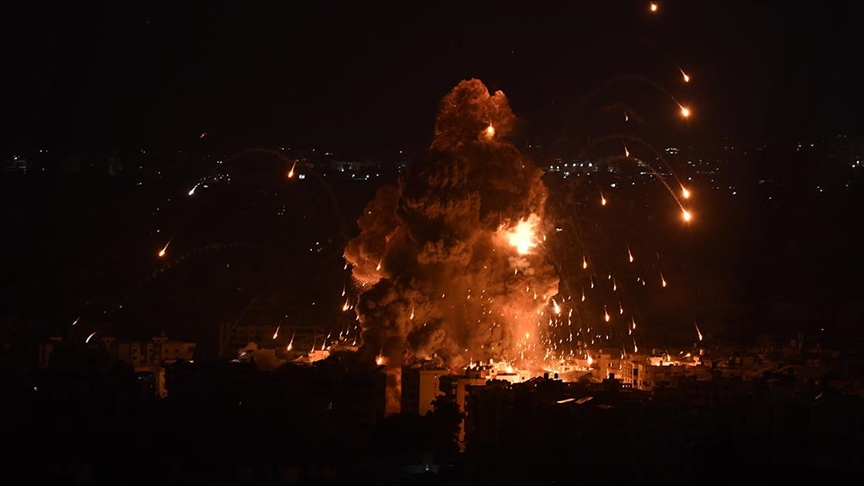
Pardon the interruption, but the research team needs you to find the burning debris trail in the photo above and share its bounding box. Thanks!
[344,79,559,414]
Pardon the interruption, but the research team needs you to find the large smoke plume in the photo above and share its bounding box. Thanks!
[344,79,559,414]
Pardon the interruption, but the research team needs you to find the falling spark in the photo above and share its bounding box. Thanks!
[158,240,171,258]
[624,111,629,122]
[600,193,607,206]
[660,272,667,288]
[376,355,385,366]
[613,279,617,291]
[583,255,588,270]
[681,186,691,199]
[342,299,351,312]
[410,307,415,320]
[679,105,691,118]
[485,124,496,138]
[287,160,297,179]
[632,317,636,330]
[287,331,295,351]
[650,3,658,13]
[633,339,639,353]
[695,322,703,341]
[678,66,691,83]
[581,289,586,302]
[85,331,97,344]
[682,209,692,222]
[604,306,610,322]
[552,299,561,315]
[628,247,634,263]
[199,132,207,139]
[623,143,630,158]
[619,302,624,315]
[376,259,383,271]
[188,183,200,196]
[72,316,81,326]
[273,324,280,340]
[587,353,593,366]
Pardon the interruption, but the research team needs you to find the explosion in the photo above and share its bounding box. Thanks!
[343,79,559,413]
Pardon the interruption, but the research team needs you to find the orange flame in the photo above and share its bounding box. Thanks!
[500,214,541,255]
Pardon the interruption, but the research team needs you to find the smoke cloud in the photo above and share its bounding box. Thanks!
[344,79,559,414]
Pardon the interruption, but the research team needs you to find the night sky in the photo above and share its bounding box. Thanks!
[2,1,862,156]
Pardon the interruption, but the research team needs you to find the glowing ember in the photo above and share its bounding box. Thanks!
[600,193,607,206]
[680,105,691,118]
[650,3,658,13]
[85,331,97,344]
[485,124,496,138]
[681,187,691,199]
[682,209,692,222]
[695,322,703,341]
[272,324,280,340]
[287,161,297,179]
[158,240,171,258]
